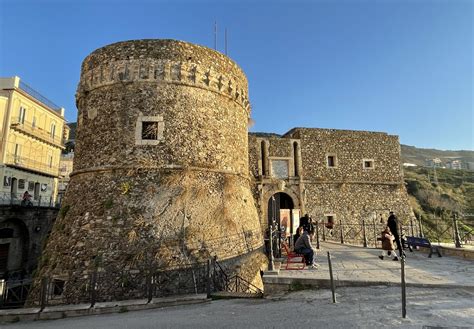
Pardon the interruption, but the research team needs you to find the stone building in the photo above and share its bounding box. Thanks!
[31,38,414,302]
[249,128,414,243]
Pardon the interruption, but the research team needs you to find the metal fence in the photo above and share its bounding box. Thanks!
[273,215,473,255]
[0,256,263,309]
[314,215,473,247]
[0,192,60,208]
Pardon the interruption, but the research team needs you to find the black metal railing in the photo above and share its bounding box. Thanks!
[19,81,61,111]
[0,192,61,208]
[0,253,263,309]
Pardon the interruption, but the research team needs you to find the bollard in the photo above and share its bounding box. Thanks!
[206,259,212,298]
[452,213,462,248]
[39,277,48,312]
[327,252,336,303]
[268,225,274,271]
[90,269,97,308]
[410,218,414,237]
[373,218,377,248]
[339,220,344,244]
[322,224,326,242]
[316,220,320,249]
[362,220,368,248]
[401,255,407,318]
[146,273,153,303]
[418,215,424,238]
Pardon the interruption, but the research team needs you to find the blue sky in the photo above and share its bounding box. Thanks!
[0,0,472,150]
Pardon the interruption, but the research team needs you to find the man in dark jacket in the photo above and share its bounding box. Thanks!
[387,211,402,259]
[294,227,318,268]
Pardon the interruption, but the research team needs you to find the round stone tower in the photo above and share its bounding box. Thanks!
[33,39,265,301]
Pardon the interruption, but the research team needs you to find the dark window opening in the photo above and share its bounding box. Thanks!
[327,156,336,167]
[18,179,25,189]
[142,122,159,140]
[293,142,299,176]
[364,161,373,168]
[260,141,266,176]
[326,216,334,229]
[52,279,65,296]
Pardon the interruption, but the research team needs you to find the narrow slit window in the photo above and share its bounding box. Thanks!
[327,155,336,168]
[260,141,267,176]
[293,142,299,177]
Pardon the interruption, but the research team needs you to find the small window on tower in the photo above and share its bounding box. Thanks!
[135,115,164,145]
[141,122,159,140]
[363,159,374,170]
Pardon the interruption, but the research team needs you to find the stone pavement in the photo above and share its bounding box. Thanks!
[263,242,474,292]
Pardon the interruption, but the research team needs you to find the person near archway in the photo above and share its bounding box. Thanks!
[387,211,403,257]
[294,226,318,269]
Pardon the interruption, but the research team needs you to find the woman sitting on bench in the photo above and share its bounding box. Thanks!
[294,226,318,269]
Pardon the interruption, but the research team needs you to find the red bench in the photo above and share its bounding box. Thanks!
[282,242,306,270]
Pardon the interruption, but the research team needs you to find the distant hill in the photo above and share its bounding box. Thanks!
[401,145,474,167]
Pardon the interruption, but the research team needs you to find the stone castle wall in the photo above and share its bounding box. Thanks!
[30,40,265,302]
[248,128,414,231]
[286,128,403,183]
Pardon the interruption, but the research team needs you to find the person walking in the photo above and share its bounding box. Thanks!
[294,226,318,269]
[387,211,403,257]
[378,226,399,261]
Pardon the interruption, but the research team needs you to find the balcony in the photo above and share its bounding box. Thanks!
[5,153,60,177]
[10,118,65,149]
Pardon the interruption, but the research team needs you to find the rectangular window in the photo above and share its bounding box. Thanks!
[28,181,35,191]
[49,155,53,168]
[136,115,164,145]
[14,144,21,163]
[18,179,25,189]
[141,121,159,140]
[32,116,36,128]
[50,123,56,139]
[325,215,335,229]
[19,107,26,124]
[363,159,374,169]
[327,155,337,168]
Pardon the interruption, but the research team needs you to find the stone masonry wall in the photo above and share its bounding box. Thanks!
[287,128,403,183]
[248,128,413,235]
[30,39,264,303]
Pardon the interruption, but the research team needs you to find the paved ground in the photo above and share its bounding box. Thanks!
[2,242,473,328]
[3,286,474,328]
[272,242,474,288]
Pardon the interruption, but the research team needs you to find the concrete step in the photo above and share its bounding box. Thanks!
[210,291,263,299]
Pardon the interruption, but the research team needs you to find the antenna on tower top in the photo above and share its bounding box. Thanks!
[225,28,228,55]
[214,21,217,50]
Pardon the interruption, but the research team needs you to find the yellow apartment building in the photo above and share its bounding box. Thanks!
[0,77,69,206]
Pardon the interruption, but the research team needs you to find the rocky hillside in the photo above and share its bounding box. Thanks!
[404,166,474,242]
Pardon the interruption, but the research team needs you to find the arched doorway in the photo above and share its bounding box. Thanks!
[267,192,294,226]
[267,192,294,257]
